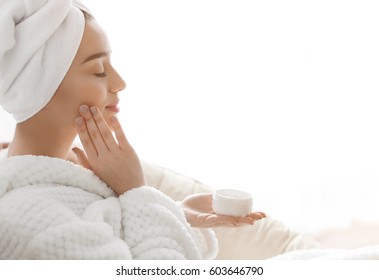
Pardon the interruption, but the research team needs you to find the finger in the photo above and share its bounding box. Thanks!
[72,147,92,170]
[210,214,257,226]
[79,105,108,153]
[89,106,118,152]
[199,214,218,226]
[203,214,239,226]
[110,116,130,150]
[248,212,266,220]
[229,212,267,224]
[75,116,98,160]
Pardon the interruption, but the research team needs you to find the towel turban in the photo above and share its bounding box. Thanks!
[0,0,92,123]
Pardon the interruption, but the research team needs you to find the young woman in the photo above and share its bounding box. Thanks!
[0,0,265,259]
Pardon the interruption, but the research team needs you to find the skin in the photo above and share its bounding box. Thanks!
[4,16,265,227]
[7,18,124,161]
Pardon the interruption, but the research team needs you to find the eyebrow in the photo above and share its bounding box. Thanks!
[81,52,108,64]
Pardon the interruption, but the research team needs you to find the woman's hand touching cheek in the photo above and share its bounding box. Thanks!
[73,104,145,195]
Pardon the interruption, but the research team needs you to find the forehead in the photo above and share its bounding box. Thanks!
[74,19,111,63]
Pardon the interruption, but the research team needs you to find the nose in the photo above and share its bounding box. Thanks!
[109,67,126,94]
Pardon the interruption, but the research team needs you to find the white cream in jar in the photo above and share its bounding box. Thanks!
[212,189,253,217]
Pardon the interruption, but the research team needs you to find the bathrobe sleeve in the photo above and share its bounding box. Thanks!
[21,186,217,260]
[119,186,218,260]
[23,219,134,259]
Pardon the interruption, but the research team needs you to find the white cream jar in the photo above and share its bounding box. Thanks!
[212,189,253,217]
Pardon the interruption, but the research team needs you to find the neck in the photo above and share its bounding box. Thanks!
[7,116,76,160]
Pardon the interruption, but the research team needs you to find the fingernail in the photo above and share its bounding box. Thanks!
[111,116,117,122]
[90,106,97,114]
[75,117,83,126]
[79,105,88,114]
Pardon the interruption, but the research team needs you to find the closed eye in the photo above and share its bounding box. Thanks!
[95,72,107,78]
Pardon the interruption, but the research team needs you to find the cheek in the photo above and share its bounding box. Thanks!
[51,75,108,124]
[64,77,108,112]
[78,82,107,107]
[76,79,114,129]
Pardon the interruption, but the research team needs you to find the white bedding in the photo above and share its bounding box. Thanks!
[271,245,379,260]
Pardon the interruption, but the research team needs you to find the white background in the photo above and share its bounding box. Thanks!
[1,0,379,233]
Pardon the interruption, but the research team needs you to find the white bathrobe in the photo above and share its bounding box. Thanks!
[0,152,218,260]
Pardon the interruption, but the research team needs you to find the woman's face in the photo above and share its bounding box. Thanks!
[46,17,126,129]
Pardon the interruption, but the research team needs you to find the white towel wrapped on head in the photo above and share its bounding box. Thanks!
[0,0,90,123]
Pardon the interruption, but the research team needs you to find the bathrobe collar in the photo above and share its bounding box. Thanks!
[0,155,114,198]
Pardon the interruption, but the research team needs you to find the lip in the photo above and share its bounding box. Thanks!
[105,100,120,113]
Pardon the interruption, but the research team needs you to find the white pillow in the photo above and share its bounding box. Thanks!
[213,217,319,259]
[141,161,320,259]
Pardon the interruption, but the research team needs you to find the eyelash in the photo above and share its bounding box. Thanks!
[95,72,107,78]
